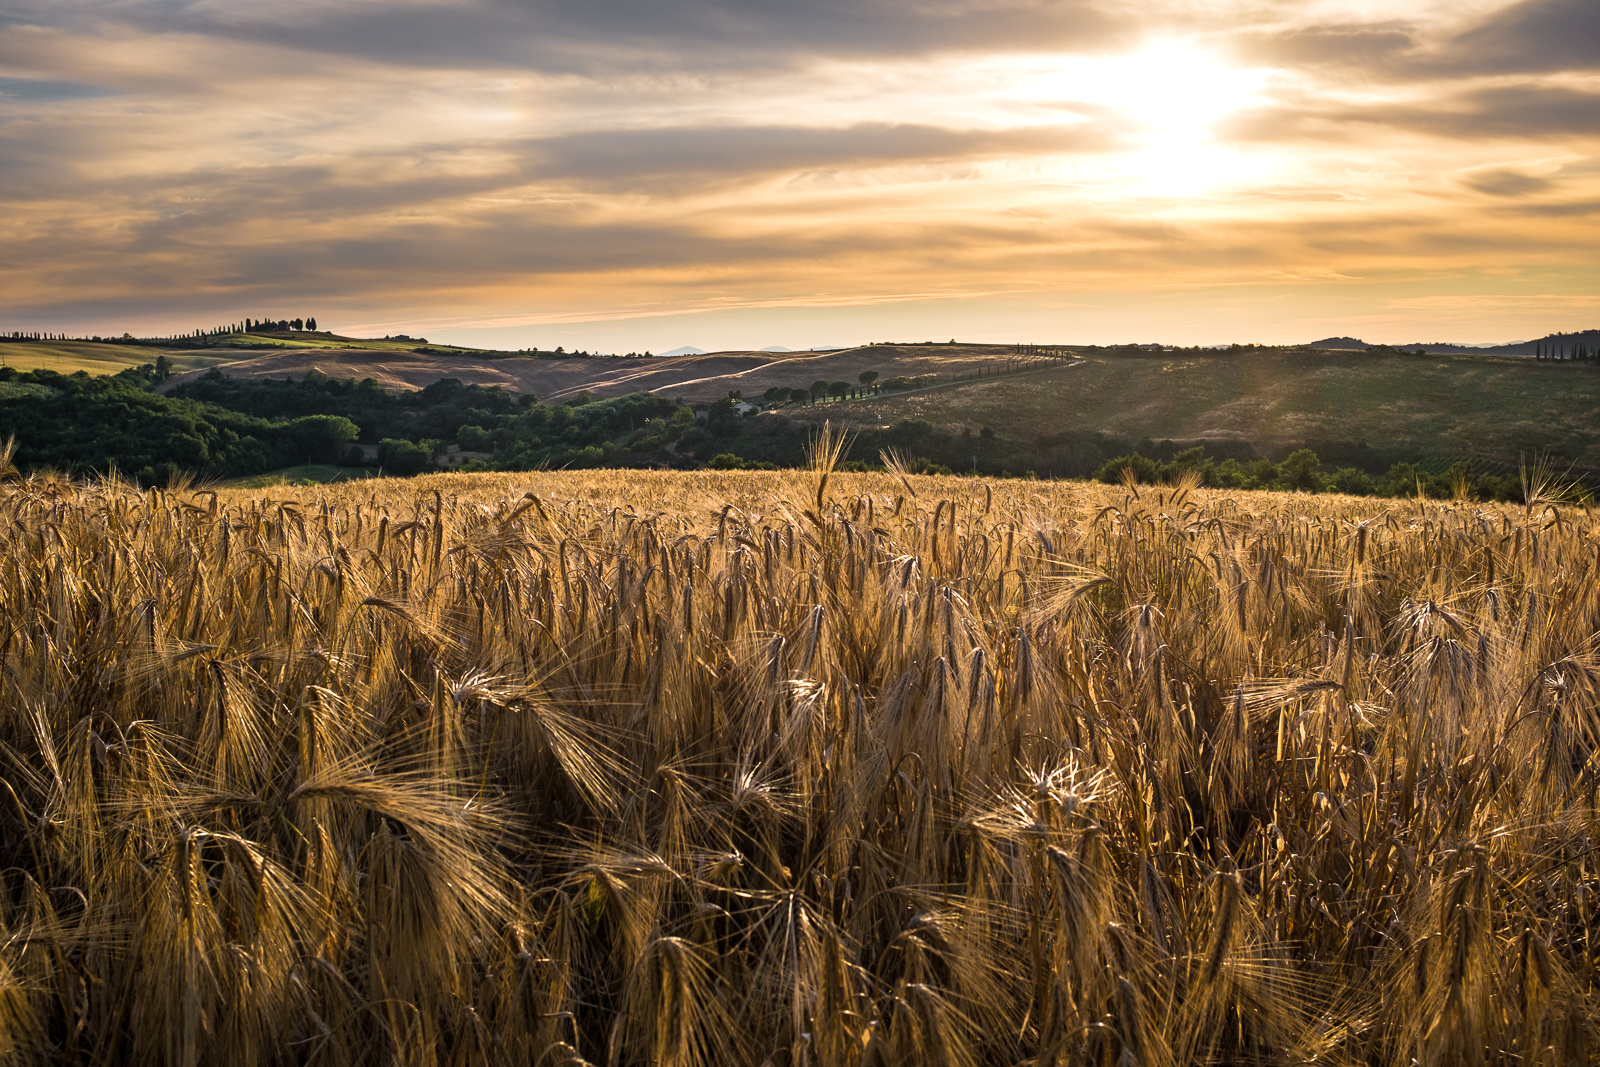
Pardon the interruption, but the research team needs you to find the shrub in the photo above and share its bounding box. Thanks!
[456,424,493,451]
[290,414,360,464]
[1094,453,1160,484]
[1378,461,1427,497]
[377,437,431,476]
[1328,467,1374,495]
[1276,448,1325,492]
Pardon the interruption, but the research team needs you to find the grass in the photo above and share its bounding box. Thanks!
[791,347,1600,467]
[222,463,380,488]
[0,336,510,378]
[0,341,235,377]
[2,447,1600,1063]
[205,334,355,350]
[201,334,493,354]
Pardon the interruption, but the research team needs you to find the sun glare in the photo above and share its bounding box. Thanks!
[1101,42,1262,145]
[1027,41,1272,197]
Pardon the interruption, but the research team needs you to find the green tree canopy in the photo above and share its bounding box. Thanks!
[290,414,360,463]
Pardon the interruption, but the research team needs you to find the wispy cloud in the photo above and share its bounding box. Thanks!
[0,76,114,102]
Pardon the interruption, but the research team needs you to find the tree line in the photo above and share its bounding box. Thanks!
[0,365,360,486]
[2,316,322,345]
[1091,446,1530,501]
[760,372,883,406]
[243,316,319,333]
[1534,333,1598,360]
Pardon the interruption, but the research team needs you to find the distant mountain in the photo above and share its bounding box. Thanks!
[759,346,792,352]
[1416,330,1600,356]
[1400,341,1515,353]
[658,345,707,357]
[1307,330,1600,355]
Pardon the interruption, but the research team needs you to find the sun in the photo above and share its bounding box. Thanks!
[1027,40,1272,196]
[1098,41,1263,148]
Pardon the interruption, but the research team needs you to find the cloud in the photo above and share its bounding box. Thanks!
[1462,168,1553,197]
[1491,199,1600,217]
[6,176,1585,316]
[0,76,114,103]
[0,119,1114,266]
[1221,85,1600,143]
[521,121,1120,192]
[9,0,1140,73]
[1227,0,1600,80]
[1228,22,1417,72]
[1442,0,1600,73]
[1557,155,1600,174]
[1391,85,1600,139]
[1384,292,1600,310]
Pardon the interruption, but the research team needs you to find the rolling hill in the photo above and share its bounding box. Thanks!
[15,330,1600,474]
[0,339,235,378]
[145,338,1600,468]
[1309,329,1600,356]
[784,346,1600,471]
[159,341,1024,403]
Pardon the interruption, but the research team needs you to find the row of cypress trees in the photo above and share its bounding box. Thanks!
[3,317,323,343]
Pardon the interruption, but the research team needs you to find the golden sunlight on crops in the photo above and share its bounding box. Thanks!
[2,443,1598,1064]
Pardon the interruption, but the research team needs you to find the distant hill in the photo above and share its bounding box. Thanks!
[658,345,708,357]
[1427,329,1600,356]
[25,325,1600,475]
[162,342,1023,403]
[1308,330,1600,356]
[783,345,1600,472]
[760,346,792,352]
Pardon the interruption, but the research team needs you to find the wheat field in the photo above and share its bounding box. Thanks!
[2,440,1599,1065]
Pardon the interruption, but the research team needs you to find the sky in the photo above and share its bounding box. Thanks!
[0,0,1597,351]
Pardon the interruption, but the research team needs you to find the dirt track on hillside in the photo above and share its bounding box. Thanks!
[161,343,1024,402]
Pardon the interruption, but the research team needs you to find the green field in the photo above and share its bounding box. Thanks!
[198,334,497,355]
[791,347,1600,468]
[0,341,235,377]
[222,463,380,488]
[0,334,510,377]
